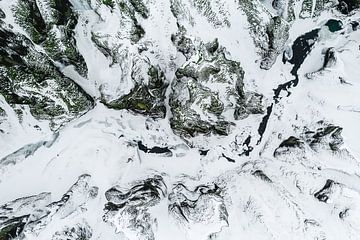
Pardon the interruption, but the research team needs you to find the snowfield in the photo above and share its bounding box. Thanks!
[0,0,360,239]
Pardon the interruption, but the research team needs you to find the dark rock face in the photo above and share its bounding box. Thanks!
[169,38,262,138]
[168,183,228,238]
[314,179,339,203]
[0,24,94,128]
[170,0,231,28]
[279,136,304,148]
[0,216,28,240]
[300,0,338,19]
[91,1,169,118]
[314,180,360,224]
[322,47,338,68]
[103,176,167,240]
[252,170,273,183]
[0,27,28,67]
[304,121,344,151]
[105,175,166,207]
[338,0,360,14]
[222,153,236,163]
[13,0,87,76]
[0,175,97,239]
[13,0,47,44]
[260,16,290,70]
[306,124,344,151]
[51,222,92,240]
[94,0,147,47]
[306,47,338,79]
[104,66,168,118]
[274,122,344,156]
[274,136,304,156]
[351,21,359,31]
[128,0,150,19]
[0,9,6,19]
[239,0,294,70]
[171,25,196,60]
[272,0,283,10]
[169,39,242,137]
[339,208,350,219]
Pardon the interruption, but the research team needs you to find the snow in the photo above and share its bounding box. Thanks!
[1,0,360,239]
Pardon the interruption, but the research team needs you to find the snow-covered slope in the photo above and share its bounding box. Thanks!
[1,0,360,239]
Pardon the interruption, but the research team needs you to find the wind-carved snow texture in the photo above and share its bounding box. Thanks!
[103,175,166,240]
[0,174,98,239]
[168,183,228,239]
[0,0,360,239]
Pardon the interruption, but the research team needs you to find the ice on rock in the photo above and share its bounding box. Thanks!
[103,175,166,240]
[0,175,97,239]
[168,183,228,240]
[0,0,360,239]
[170,38,263,138]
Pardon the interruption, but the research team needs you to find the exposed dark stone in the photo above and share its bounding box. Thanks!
[129,0,149,19]
[170,39,248,138]
[323,47,337,68]
[105,175,166,208]
[272,0,282,10]
[104,0,115,8]
[0,216,28,240]
[279,136,303,148]
[103,176,166,239]
[339,208,350,219]
[14,0,47,44]
[338,1,350,13]
[273,136,305,157]
[199,149,210,156]
[308,125,343,151]
[0,27,28,66]
[0,175,97,239]
[260,15,290,70]
[13,0,88,76]
[130,23,145,43]
[274,123,344,156]
[351,21,359,31]
[52,222,92,240]
[252,170,272,183]
[171,25,196,60]
[222,153,235,163]
[240,135,253,156]
[0,25,94,125]
[51,0,75,25]
[205,38,220,54]
[104,66,168,118]
[338,0,360,14]
[0,9,5,19]
[314,179,338,203]
[168,183,228,235]
[304,219,320,226]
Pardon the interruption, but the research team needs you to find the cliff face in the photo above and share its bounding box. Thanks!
[1,0,360,239]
